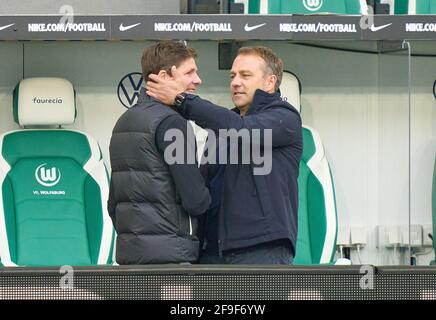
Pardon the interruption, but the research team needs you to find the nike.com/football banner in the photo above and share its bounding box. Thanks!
[0,15,436,40]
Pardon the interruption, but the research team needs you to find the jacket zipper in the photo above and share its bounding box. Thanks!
[188,214,193,235]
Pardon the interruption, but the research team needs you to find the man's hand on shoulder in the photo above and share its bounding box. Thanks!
[146,65,186,106]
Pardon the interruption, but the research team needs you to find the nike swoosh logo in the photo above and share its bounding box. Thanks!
[244,23,266,32]
[370,23,392,32]
[119,23,141,32]
[0,23,14,31]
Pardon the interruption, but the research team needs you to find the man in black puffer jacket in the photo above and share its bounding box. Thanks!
[108,41,211,264]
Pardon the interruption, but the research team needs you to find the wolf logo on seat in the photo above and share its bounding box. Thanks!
[35,163,61,187]
[303,0,323,11]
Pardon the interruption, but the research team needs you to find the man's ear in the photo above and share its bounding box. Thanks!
[158,70,171,80]
[266,74,278,93]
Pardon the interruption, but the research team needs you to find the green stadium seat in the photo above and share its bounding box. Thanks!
[233,0,368,14]
[0,77,114,267]
[375,0,409,14]
[280,71,338,265]
[408,0,436,14]
[394,0,409,14]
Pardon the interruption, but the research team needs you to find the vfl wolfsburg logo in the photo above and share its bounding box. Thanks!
[303,0,323,11]
[35,163,61,187]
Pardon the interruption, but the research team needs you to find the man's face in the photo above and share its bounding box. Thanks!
[172,57,202,93]
[230,54,274,113]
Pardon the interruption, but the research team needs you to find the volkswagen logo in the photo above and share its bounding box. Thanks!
[303,0,323,11]
[117,72,144,108]
[433,80,436,100]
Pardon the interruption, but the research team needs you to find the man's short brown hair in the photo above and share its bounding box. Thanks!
[141,40,197,80]
[237,46,283,91]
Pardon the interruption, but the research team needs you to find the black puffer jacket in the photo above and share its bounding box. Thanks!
[108,89,208,264]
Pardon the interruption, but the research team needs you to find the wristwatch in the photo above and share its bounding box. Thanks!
[174,92,188,108]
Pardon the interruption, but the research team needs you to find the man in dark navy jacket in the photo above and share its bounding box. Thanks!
[147,46,302,264]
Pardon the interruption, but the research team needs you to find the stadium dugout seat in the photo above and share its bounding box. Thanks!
[408,0,436,14]
[372,1,407,14]
[232,0,368,14]
[0,77,114,267]
[373,1,407,14]
[392,0,408,14]
[280,71,338,265]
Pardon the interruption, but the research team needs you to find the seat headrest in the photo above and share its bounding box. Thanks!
[280,71,301,113]
[13,77,76,126]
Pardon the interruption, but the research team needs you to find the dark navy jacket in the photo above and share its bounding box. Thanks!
[198,152,225,258]
[181,89,303,255]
